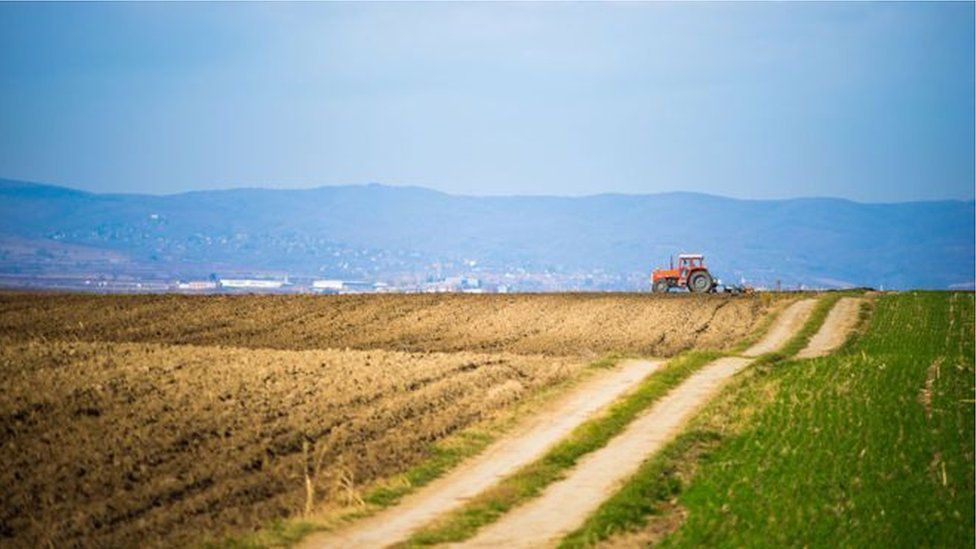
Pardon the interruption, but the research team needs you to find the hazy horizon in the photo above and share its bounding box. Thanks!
[1,2,973,202]
[5,175,976,206]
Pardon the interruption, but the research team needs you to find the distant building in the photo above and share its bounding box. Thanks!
[343,281,373,293]
[312,279,373,293]
[421,276,483,293]
[312,279,344,291]
[176,281,218,291]
[219,278,284,289]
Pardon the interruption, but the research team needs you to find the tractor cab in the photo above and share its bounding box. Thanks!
[676,254,704,284]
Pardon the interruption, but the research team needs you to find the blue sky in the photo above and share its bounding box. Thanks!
[0,2,972,201]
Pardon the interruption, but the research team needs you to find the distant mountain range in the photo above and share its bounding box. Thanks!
[1,178,973,290]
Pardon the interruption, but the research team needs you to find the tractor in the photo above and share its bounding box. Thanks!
[651,254,716,293]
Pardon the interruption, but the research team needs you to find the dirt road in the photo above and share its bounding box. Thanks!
[742,299,817,356]
[455,299,818,548]
[301,359,662,549]
[456,357,752,548]
[797,297,864,358]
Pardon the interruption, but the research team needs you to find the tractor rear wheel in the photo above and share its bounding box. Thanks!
[653,279,670,293]
[689,271,713,293]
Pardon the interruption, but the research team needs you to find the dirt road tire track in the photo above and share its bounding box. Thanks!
[796,297,864,358]
[742,298,817,356]
[301,360,662,549]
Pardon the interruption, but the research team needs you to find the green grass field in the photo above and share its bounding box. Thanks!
[564,292,974,547]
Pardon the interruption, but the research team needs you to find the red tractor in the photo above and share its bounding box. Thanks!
[651,254,716,293]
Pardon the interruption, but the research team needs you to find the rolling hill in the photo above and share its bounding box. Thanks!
[1,178,972,289]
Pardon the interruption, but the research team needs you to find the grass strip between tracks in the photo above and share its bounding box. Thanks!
[557,294,866,547]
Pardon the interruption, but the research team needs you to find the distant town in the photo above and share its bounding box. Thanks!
[0,268,823,294]
[0,266,662,294]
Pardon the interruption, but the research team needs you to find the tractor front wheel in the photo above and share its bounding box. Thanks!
[653,279,670,293]
[689,271,713,293]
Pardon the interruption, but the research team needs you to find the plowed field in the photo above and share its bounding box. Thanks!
[0,293,766,357]
[0,292,770,547]
[0,340,581,547]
